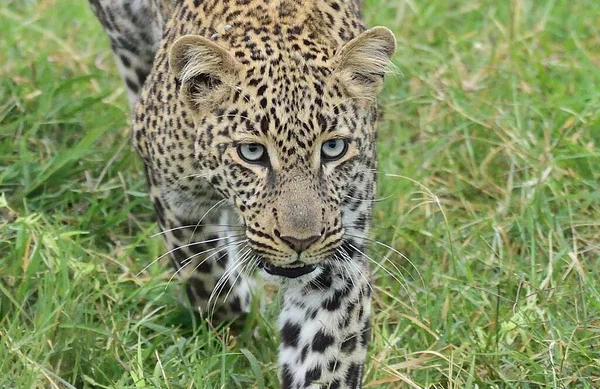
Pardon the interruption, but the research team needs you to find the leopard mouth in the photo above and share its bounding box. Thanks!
[257,260,317,278]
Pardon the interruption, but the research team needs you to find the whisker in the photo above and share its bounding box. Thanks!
[136,234,244,276]
[335,248,372,293]
[178,238,246,269]
[213,248,251,304]
[175,172,212,184]
[208,247,253,320]
[188,198,229,244]
[166,240,247,287]
[246,256,261,277]
[333,251,357,290]
[187,239,247,271]
[221,254,256,310]
[347,254,372,292]
[342,192,397,203]
[210,246,251,292]
[151,224,244,238]
[345,233,424,288]
[346,242,414,310]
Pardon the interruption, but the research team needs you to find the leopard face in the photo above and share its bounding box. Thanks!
[166,25,395,280]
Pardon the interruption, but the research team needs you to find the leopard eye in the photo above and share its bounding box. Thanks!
[238,143,266,163]
[321,139,348,161]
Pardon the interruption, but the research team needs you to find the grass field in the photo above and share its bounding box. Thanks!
[1,0,599,387]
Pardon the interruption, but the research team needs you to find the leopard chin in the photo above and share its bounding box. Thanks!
[258,260,318,279]
[257,259,325,287]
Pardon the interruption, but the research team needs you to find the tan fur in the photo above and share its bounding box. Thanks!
[335,27,397,98]
[92,0,395,386]
[133,1,396,268]
[169,36,241,113]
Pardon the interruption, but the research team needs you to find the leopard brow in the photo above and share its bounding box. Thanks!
[231,138,266,146]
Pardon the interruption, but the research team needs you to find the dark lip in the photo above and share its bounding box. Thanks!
[257,260,317,278]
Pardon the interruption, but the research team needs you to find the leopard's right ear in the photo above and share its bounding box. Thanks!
[169,35,241,113]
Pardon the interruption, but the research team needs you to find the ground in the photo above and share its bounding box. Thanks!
[1,0,599,388]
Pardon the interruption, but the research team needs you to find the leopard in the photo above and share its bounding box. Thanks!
[88,0,396,387]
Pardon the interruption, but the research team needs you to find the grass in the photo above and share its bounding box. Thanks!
[1,0,599,387]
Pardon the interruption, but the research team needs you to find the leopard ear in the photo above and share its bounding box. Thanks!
[169,35,241,113]
[333,27,396,99]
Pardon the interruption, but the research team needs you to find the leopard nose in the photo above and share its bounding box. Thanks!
[280,234,320,253]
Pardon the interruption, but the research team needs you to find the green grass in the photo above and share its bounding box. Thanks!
[1,0,599,387]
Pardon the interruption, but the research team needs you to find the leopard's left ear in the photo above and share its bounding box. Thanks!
[333,27,396,98]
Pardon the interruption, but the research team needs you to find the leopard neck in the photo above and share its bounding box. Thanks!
[278,262,372,388]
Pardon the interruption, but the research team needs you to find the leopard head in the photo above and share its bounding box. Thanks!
[168,26,395,281]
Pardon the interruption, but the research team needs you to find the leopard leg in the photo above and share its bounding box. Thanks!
[278,254,372,389]
[89,0,252,320]
[151,188,255,322]
[88,0,171,108]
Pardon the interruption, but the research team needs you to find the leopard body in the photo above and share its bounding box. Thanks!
[89,1,395,387]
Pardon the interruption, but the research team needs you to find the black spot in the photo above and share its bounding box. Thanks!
[354,214,368,229]
[170,246,187,263]
[341,335,357,354]
[317,114,327,132]
[216,252,229,268]
[281,322,302,348]
[300,344,309,363]
[327,358,340,372]
[322,292,342,311]
[281,363,294,389]
[119,54,131,67]
[185,278,210,306]
[312,330,334,353]
[345,363,361,388]
[125,77,138,93]
[322,285,351,311]
[340,240,357,259]
[309,268,332,290]
[195,257,212,273]
[327,379,341,389]
[153,198,166,225]
[185,285,198,305]
[305,365,321,384]
[172,226,185,240]
[304,308,314,320]
[260,116,269,134]
[229,296,241,312]
[134,67,149,85]
[360,321,371,348]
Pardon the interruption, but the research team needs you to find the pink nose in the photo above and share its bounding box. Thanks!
[280,234,320,253]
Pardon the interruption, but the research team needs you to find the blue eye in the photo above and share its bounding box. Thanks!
[238,143,266,163]
[321,139,348,161]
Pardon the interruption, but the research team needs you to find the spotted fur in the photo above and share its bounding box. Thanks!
[90,1,395,387]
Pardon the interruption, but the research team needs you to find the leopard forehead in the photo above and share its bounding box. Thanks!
[173,2,370,149]
[200,55,369,161]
